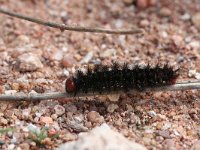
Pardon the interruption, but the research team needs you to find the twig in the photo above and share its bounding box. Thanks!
[0,81,200,101]
[0,8,144,34]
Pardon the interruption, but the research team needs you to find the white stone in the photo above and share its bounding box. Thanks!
[22,108,31,118]
[115,19,123,28]
[63,69,70,76]
[188,41,200,49]
[188,70,200,79]
[148,111,157,117]
[162,122,172,130]
[161,31,168,38]
[53,51,63,61]
[8,144,15,150]
[56,123,147,150]
[173,129,180,136]
[27,123,39,132]
[16,53,43,72]
[100,49,116,58]
[181,13,191,21]
[80,51,93,64]
[188,70,197,77]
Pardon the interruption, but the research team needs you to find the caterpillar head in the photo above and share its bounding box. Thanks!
[65,77,76,93]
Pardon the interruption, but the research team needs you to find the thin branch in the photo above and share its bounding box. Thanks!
[0,8,144,34]
[0,81,200,101]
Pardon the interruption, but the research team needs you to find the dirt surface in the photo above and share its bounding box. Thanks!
[0,0,200,149]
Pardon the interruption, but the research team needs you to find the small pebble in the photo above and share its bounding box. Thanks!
[136,0,156,8]
[139,19,150,27]
[51,114,58,120]
[62,133,77,142]
[8,144,15,150]
[188,108,197,115]
[60,11,68,23]
[64,104,78,113]
[115,19,123,28]
[74,114,84,123]
[12,35,30,47]
[30,141,36,146]
[107,104,119,113]
[5,90,17,95]
[11,83,20,91]
[188,108,199,120]
[54,105,65,116]
[130,113,141,124]
[100,49,116,58]
[188,70,200,79]
[148,0,156,6]
[188,41,200,49]
[191,140,200,150]
[188,70,197,77]
[27,123,39,132]
[181,13,191,21]
[156,122,163,130]
[40,116,53,124]
[159,7,172,17]
[63,69,70,76]
[192,12,200,29]
[67,119,88,132]
[48,128,57,136]
[87,111,104,124]
[62,55,76,68]
[157,114,167,120]
[155,136,164,142]
[11,136,17,144]
[35,112,42,118]
[163,139,176,150]
[187,130,196,137]
[22,109,31,119]
[50,51,63,61]
[0,85,5,93]
[74,54,82,61]
[16,53,43,72]
[173,129,180,136]
[123,0,134,5]
[20,143,30,150]
[85,122,92,128]
[0,117,8,125]
[172,35,183,46]
[107,94,120,102]
[80,51,93,64]
[136,0,148,8]
[148,111,157,117]
[162,122,172,130]
[176,126,186,136]
[158,130,170,138]
[41,137,52,145]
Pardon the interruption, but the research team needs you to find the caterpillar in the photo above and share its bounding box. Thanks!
[65,63,179,96]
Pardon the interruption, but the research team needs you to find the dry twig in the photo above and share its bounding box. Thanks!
[0,8,143,34]
[0,81,200,101]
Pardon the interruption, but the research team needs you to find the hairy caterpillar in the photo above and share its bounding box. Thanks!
[65,63,179,96]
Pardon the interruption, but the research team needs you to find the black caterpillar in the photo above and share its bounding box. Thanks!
[65,63,179,95]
